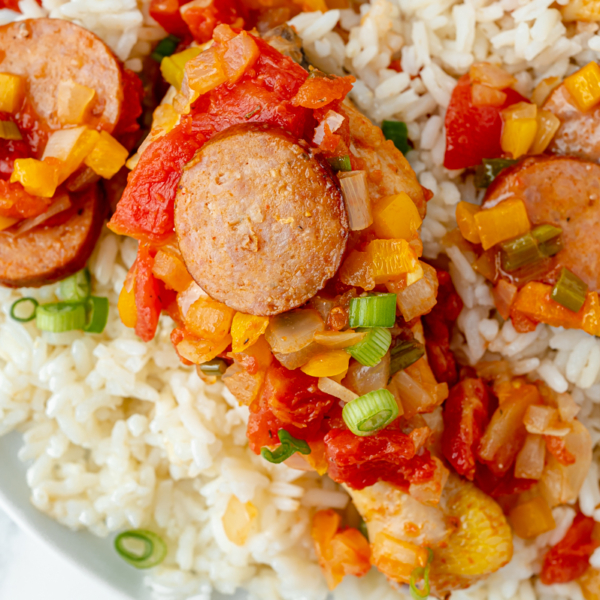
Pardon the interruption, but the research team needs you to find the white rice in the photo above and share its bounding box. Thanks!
[2,0,600,598]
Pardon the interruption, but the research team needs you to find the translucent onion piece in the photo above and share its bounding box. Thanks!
[523,404,570,437]
[557,392,580,423]
[57,80,96,125]
[343,352,390,397]
[318,377,359,403]
[314,330,366,349]
[387,369,434,419]
[176,282,208,319]
[313,110,344,146]
[274,342,324,370]
[514,433,546,480]
[394,262,439,321]
[470,62,517,89]
[13,194,71,237]
[338,171,372,231]
[265,308,324,354]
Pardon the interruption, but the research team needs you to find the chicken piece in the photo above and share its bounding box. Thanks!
[348,474,513,597]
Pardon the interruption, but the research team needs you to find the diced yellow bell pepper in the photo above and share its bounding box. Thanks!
[0,215,17,231]
[43,126,100,184]
[0,73,25,113]
[372,192,422,241]
[564,61,600,111]
[176,333,232,365]
[501,116,538,159]
[184,297,235,342]
[152,250,192,292]
[118,283,137,328]
[456,201,481,244]
[530,109,561,155]
[57,81,97,125]
[10,158,59,198]
[371,532,428,583]
[231,312,270,353]
[366,238,420,284]
[508,496,556,539]
[474,198,531,250]
[580,567,600,600]
[84,131,129,179]
[301,350,351,378]
[161,47,202,90]
[185,46,228,97]
[0,120,21,140]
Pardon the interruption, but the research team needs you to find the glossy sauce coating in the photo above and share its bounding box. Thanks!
[175,123,348,315]
[483,155,600,291]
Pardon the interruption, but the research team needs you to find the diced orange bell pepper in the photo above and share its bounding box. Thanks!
[531,110,561,155]
[471,83,507,107]
[372,192,423,241]
[564,61,600,111]
[291,72,355,110]
[231,312,270,353]
[339,250,375,290]
[184,46,227,98]
[301,350,351,378]
[371,531,428,583]
[152,250,193,292]
[184,296,235,342]
[474,198,531,250]
[501,102,538,159]
[10,158,60,198]
[118,277,137,329]
[0,214,17,231]
[0,73,25,113]
[470,62,517,89]
[176,332,232,365]
[509,496,556,539]
[366,238,421,284]
[456,201,481,244]
[222,30,260,85]
[306,438,329,475]
[84,131,129,179]
[580,567,600,600]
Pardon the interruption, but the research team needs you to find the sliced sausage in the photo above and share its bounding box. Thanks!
[0,18,124,136]
[483,155,600,291]
[0,185,106,287]
[175,123,348,316]
[543,83,600,163]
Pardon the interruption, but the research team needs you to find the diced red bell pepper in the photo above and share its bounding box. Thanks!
[444,74,528,170]
[149,0,190,38]
[134,244,163,342]
[0,180,49,220]
[181,0,245,44]
[442,378,492,480]
[113,69,144,147]
[474,462,536,498]
[541,513,599,585]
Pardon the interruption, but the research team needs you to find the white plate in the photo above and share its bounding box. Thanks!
[0,430,248,600]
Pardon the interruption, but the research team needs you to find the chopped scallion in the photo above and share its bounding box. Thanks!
[36,302,86,332]
[261,429,311,464]
[382,120,410,155]
[342,389,399,436]
[500,232,542,272]
[84,296,109,333]
[151,35,181,62]
[349,294,397,328]
[10,297,39,322]
[328,155,352,172]
[346,327,392,367]
[389,339,425,377]
[551,268,588,313]
[531,224,563,257]
[359,518,369,541]
[114,529,167,569]
[474,158,518,188]
[200,358,228,376]
[59,268,91,303]
[410,547,434,600]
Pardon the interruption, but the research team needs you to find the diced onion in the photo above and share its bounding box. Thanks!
[557,392,580,423]
[57,80,97,126]
[274,342,324,370]
[313,110,344,146]
[114,530,167,569]
[343,352,391,397]
[394,263,438,321]
[342,388,399,436]
[346,327,392,367]
[523,404,570,437]
[314,330,366,349]
[388,370,434,418]
[348,294,397,328]
[470,62,517,89]
[515,433,546,480]
[177,282,207,319]
[318,377,359,403]
[338,170,372,231]
[12,194,71,237]
[265,308,324,354]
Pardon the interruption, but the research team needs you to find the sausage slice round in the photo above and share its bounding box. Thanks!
[0,185,106,287]
[0,18,124,134]
[543,83,600,163]
[175,124,349,316]
[484,155,600,291]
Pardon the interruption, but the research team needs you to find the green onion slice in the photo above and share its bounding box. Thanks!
[10,297,39,322]
[342,389,399,436]
[382,120,410,155]
[114,529,167,569]
[36,302,86,332]
[500,232,542,272]
[261,429,311,464]
[199,358,228,376]
[389,339,425,377]
[410,547,434,600]
[349,294,397,328]
[474,158,518,188]
[346,327,392,367]
[151,34,181,62]
[532,224,563,257]
[328,155,352,172]
[551,268,588,313]
[358,518,369,541]
[84,296,109,333]
[59,268,91,303]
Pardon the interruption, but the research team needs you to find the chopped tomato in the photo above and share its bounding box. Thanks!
[324,427,436,490]
[422,269,462,386]
[134,244,163,342]
[0,119,31,179]
[181,0,245,44]
[291,73,355,110]
[474,462,536,498]
[149,0,190,38]
[444,74,528,170]
[541,513,599,585]
[113,69,144,147]
[0,180,50,220]
[442,378,492,480]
